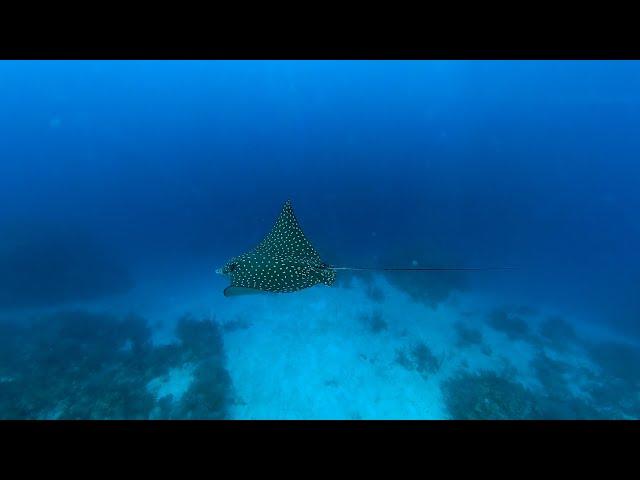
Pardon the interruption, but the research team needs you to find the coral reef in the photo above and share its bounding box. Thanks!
[0,311,232,419]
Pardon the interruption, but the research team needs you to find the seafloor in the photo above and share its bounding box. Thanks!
[1,270,639,420]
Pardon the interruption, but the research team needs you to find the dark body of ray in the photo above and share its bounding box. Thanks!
[220,200,336,297]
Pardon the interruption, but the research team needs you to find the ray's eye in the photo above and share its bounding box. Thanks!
[228,262,238,272]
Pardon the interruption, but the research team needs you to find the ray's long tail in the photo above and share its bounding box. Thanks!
[328,266,514,271]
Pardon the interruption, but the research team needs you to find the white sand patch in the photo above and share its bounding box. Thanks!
[220,275,466,419]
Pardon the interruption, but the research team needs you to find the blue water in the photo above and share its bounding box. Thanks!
[1,60,639,419]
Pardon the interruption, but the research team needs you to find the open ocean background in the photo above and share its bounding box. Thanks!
[1,60,639,419]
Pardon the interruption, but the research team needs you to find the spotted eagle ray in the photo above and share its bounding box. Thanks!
[216,200,510,297]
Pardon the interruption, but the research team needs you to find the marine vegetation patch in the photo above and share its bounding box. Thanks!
[584,378,640,419]
[538,315,579,352]
[0,311,232,419]
[358,310,388,334]
[442,359,633,420]
[528,350,631,419]
[580,340,640,418]
[486,307,537,343]
[395,341,443,378]
[442,369,541,420]
[441,349,640,419]
[453,321,484,348]
[584,340,640,387]
[530,351,572,397]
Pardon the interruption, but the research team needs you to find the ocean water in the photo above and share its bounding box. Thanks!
[1,60,639,419]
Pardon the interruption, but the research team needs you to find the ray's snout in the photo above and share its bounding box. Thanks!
[215,267,224,275]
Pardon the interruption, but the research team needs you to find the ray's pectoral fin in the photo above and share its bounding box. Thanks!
[317,267,336,287]
[223,286,267,297]
[220,200,335,296]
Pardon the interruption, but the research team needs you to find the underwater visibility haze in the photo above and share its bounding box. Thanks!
[1,60,639,419]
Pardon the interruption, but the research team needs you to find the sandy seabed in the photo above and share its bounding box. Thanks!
[134,272,631,420]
